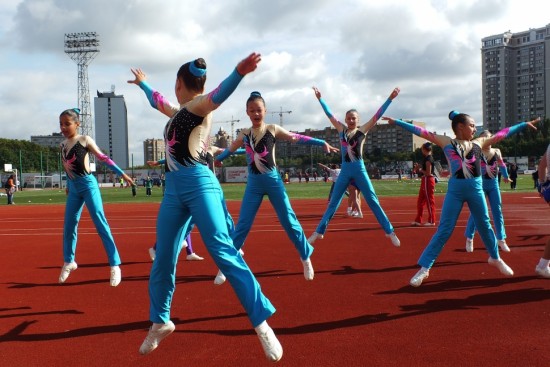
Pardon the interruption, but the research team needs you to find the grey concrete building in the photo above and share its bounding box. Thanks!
[94,88,130,169]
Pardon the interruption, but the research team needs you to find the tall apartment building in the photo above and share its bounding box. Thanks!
[94,88,130,169]
[143,139,165,165]
[481,24,550,132]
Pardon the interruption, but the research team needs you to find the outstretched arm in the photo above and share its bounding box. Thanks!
[359,88,400,134]
[312,87,346,132]
[127,68,180,118]
[274,125,339,154]
[192,53,262,116]
[215,132,246,161]
[86,137,134,185]
[482,117,540,148]
[382,117,450,147]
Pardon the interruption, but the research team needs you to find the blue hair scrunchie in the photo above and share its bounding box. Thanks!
[448,110,460,120]
[189,61,206,77]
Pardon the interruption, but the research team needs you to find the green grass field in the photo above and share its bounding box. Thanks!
[2,175,538,206]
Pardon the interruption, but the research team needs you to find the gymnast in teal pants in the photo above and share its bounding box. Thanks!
[130,54,283,362]
[383,112,540,287]
[59,108,134,287]
[307,86,401,247]
[213,91,339,285]
[464,132,510,253]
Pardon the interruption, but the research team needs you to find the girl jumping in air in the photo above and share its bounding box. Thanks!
[308,86,402,247]
[383,112,539,286]
[58,108,134,287]
[129,54,283,362]
[212,91,339,285]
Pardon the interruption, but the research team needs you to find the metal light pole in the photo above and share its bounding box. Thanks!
[64,32,100,139]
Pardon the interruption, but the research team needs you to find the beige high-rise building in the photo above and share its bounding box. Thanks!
[481,24,550,132]
[143,139,165,165]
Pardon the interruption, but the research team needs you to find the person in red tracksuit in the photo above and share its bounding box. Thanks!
[411,142,436,226]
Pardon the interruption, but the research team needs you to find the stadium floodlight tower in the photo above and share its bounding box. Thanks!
[64,32,100,138]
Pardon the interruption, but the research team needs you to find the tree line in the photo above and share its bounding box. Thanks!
[1,118,548,174]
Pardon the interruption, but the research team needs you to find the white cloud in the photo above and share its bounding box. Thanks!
[1,0,548,164]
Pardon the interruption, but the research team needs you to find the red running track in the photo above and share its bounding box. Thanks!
[0,192,548,367]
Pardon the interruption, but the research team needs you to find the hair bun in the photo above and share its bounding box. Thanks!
[72,108,81,114]
[448,110,460,120]
[250,91,262,97]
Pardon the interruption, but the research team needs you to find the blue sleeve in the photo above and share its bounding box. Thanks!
[207,68,244,105]
[318,98,334,119]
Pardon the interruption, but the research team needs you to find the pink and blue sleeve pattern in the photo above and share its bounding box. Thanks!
[96,153,125,176]
[138,81,177,116]
[394,119,437,141]
[291,133,326,147]
[371,99,392,123]
[207,68,243,105]
[492,122,527,143]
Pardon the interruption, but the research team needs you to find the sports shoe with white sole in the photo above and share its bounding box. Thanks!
[307,232,323,245]
[186,253,204,261]
[148,248,156,261]
[410,267,430,287]
[257,326,283,362]
[488,257,514,277]
[302,258,314,280]
[59,262,78,283]
[535,264,550,278]
[411,221,422,226]
[110,266,121,287]
[214,270,226,285]
[139,321,176,355]
[465,238,474,253]
[423,222,435,227]
[498,240,511,253]
[386,232,401,247]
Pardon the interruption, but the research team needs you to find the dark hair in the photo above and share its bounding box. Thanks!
[422,142,432,151]
[247,91,265,106]
[346,109,358,115]
[59,108,80,122]
[177,58,207,93]
[448,110,471,134]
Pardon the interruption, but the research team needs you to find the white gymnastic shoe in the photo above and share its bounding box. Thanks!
[59,262,78,283]
[302,258,314,280]
[488,257,514,277]
[110,266,121,287]
[139,321,176,355]
[214,270,226,285]
[386,232,401,247]
[307,232,324,245]
[465,238,474,253]
[410,267,429,287]
[498,240,511,253]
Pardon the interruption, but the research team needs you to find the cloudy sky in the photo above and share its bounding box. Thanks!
[1,0,548,163]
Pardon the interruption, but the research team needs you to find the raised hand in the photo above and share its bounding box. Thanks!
[312,86,322,100]
[389,87,400,100]
[127,68,147,85]
[236,53,262,76]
